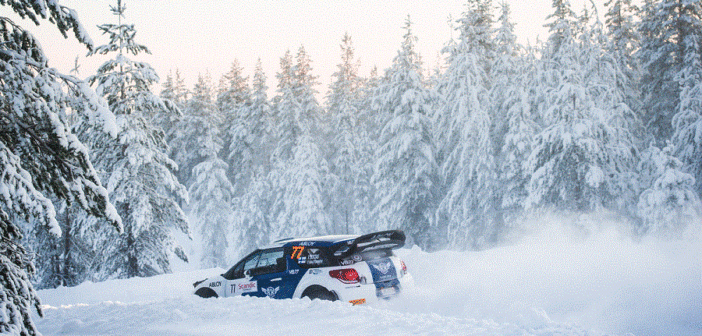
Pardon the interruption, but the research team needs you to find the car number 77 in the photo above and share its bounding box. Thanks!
[291,246,305,259]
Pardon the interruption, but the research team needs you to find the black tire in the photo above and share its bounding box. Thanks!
[195,288,218,298]
[303,287,337,302]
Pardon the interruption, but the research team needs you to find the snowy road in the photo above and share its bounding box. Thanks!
[35,224,702,335]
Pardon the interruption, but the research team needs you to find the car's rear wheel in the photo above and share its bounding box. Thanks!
[303,286,337,301]
[195,288,218,298]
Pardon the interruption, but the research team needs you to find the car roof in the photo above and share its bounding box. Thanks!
[265,234,358,248]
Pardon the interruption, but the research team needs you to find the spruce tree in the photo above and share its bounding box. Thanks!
[82,0,189,279]
[526,0,638,213]
[434,1,499,249]
[270,46,332,238]
[326,33,366,234]
[169,73,220,188]
[636,144,701,235]
[222,60,268,197]
[637,0,702,142]
[189,155,235,268]
[604,0,641,115]
[671,0,702,197]
[493,2,539,226]
[371,17,440,249]
[1,1,121,334]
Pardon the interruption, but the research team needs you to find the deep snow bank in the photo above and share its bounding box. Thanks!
[35,217,701,336]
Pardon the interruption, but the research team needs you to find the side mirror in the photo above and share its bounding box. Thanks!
[244,269,252,279]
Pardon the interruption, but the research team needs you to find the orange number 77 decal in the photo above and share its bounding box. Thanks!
[291,246,305,259]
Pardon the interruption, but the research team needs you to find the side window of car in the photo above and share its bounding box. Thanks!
[224,251,261,280]
[243,254,261,273]
[251,248,286,276]
[290,246,331,268]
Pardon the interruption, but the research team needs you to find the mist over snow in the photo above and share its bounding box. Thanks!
[390,213,702,336]
[35,214,702,336]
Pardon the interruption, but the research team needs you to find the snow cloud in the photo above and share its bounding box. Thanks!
[392,213,702,335]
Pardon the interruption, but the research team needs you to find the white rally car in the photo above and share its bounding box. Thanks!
[193,230,413,305]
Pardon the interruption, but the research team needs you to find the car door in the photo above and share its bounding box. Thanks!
[222,251,262,297]
[246,248,291,299]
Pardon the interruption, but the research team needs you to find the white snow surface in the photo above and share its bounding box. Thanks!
[35,221,702,336]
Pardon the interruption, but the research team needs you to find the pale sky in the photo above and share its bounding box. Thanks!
[17,0,607,97]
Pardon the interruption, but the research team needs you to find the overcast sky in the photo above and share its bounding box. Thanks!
[21,0,606,97]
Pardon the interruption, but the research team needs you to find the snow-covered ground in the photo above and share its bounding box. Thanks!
[35,220,701,335]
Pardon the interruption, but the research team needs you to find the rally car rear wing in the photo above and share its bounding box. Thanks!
[332,230,406,257]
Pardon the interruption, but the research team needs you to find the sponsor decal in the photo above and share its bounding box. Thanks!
[307,248,321,260]
[288,269,299,275]
[373,261,392,275]
[208,281,222,288]
[349,298,366,305]
[262,286,280,298]
[237,281,258,294]
[340,259,354,266]
[299,241,315,246]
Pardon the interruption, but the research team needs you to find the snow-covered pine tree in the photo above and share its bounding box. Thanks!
[1,1,122,334]
[226,61,275,255]
[636,144,701,235]
[350,66,381,235]
[270,46,332,238]
[637,0,702,142]
[582,8,642,219]
[492,2,539,227]
[221,60,265,197]
[671,1,702,198]
[217,60,250,106]
[526,0,636,213]
[153,69,185,140]
[604,0,641,116]
[435,0,494,172]
[169,72,220,188]
[160,68,189,110]
[83,0,189,279]
[231,51,296,248]
[178,65,247,269]
[249,59,274,174]
[230,170,274,261]
[434,1,499,249]
[270,50,297,164]
[326,33,368,234]
[21,200,98,289]
[217,61,250,169]
[361,66,383,141]
[371,17,440,249]
[189,154,235,268]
